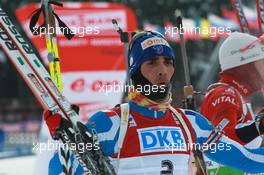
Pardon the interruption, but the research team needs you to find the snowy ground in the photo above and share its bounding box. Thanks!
[0,155,36,175]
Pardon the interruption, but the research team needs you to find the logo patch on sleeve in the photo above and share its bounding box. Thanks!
[211,95,236,107]
[137,126,187,153]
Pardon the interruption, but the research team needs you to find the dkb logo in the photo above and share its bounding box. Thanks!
[137,126,187,153]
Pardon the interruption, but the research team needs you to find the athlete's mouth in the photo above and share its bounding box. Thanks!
[157,82,166,85]
[156,79,169,85]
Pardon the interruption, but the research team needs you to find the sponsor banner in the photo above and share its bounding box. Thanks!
[61,70,126,120]
[15,2,137,118]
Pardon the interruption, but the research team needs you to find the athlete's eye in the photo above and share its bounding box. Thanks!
[146,59,157,65]
[164,59,173,66]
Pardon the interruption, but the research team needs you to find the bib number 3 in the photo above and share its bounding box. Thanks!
[161,160,173,175]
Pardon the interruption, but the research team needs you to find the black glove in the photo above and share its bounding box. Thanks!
[43,104,95,142]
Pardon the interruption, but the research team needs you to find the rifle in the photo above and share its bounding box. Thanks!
[175,12,209,175]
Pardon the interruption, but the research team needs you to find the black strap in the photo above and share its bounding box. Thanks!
[29,4,45,35]
[49,1,63,7]
[52,11,74,40]
[29,1,74,40]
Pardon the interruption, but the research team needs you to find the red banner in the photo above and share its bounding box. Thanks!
[15,2,137,72]
[15,2,137,120]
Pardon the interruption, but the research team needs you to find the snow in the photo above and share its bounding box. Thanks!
[0,155,36,175]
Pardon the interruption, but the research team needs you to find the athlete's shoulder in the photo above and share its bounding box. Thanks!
[86,105,121,133]
[85,105,122,156]
[203,83,241,109]
[206,83,240,98]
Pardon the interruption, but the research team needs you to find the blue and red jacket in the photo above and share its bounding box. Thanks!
[48,100,264,175]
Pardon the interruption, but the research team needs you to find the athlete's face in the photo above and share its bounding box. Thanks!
[140,56,174,86]
[223,58,264,95]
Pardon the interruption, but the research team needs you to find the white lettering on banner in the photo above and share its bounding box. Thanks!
[59,10,127,32]
[59,38,122,47]
[212,96,236,107]
[61,71,126,103]
[70,78,120,93]
[60,71,126,120]
[90,38,123,46]
[137,126,187,153]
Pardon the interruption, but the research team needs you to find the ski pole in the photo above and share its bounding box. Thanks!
[29,0,74,91]
[42,0,63,91]
[42,0,56,85]
[29,1,76,173]
[39,1,71,174]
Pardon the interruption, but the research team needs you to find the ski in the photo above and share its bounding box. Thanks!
[0,7,115,175]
